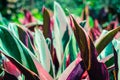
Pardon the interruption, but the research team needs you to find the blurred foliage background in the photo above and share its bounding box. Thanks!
[0,0,120,23]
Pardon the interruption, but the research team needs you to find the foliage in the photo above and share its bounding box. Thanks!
[0,1,120,80]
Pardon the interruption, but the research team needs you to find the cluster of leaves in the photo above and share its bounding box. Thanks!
[0,2,120,80]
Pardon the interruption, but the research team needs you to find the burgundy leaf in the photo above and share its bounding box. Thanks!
[71,16,109,80]
[43,7,53,39]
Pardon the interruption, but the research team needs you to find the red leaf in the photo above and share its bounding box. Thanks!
[88,19,101,41]
[22,10,36,25]
[3,59,21,77]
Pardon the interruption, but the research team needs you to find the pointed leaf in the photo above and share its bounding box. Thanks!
[95,27,120,54]
[0,26,38,74]
[34,27,55,77]
[0,26,53,80]
[43,7,52,39]
[54,1,72,37]
[70,15,92,69]
[0,51,40,80]
[71,16,109,80]
[58,56,85,80]
[8,23,35,54]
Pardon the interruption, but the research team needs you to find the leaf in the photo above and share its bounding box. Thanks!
[0,26,53,80]
[0,26,38,74]
[61,33,79,71]
[112,39,120,79]
[33,58,53,80]
[3,59,21,77]
[43,8,57,73]
[71,16,109,80]
[89,16,94,28]
[99,53,114,68]
[62,27,70,52]
[97,30,115,69]
[34,27,55,77]
[95,27,120,54]
[43,7,52,39]
[0,69,5,80]
[54,1,72,38]
[22,10,36,25]
[58,55,86,80]
[70,15,91,69]
[53,2,64,64]
[8,23,35,54]
[0,51,40,80]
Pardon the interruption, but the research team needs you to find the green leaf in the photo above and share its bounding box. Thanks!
[61,33,79,72]
[54,1,73,53]
[99,54,114,68]
[8,23,35,54]
[0,26,38,74]
[0,26,53,80]
[112,39,120,79]
[53,2,64,64]
[54,1,72,38]
[62,27,70,52]
[95,27,120,54]
[34,27,55,77]
[97,30,114,68]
